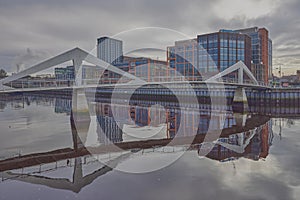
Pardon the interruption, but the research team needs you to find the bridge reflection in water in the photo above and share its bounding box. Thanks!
[0,93,285,193]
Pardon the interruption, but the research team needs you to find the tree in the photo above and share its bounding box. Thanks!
[0,69,7,78]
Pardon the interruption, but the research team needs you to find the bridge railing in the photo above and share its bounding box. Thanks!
[0,76,270,92]
[96,76,270,87]
[216,77,269,87]
[1,80,76,91]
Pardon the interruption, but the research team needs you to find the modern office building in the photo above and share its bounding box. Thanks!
[97,36,123,64]
[125,57,167,82]
[54,66,75,80]
[167,39,199,81]
[81,65,104,84]
[199,30,252,74]
[96,36,170,84]
[167,31,251,81]
[54,64,106,85]
[233,27,273,84]
[100,56,167,84]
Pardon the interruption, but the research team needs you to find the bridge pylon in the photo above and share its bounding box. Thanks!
[206,61,259,113]
[232,87,248,113]
[71,88,91,149]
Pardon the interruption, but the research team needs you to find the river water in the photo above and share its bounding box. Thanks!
[0,93,299,200]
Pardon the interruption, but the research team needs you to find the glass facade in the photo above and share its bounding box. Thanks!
[167,31,251,80]
[198,32,251,73]
[268,39,273,80]
[101,57,168,84]
[251,63,265,82]
[248,31,262,65]
[54,66,75,80]
[97,37,123,64]
[167,39,198,81]
[234,27,272,84]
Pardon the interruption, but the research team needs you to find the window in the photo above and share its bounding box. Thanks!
[220,38,228,48]
[229,39,236,48]
[237,40,244,49]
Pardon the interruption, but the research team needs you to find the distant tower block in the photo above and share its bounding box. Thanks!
[97,37,123,64]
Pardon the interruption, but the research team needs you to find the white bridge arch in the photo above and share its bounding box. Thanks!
[0,47,260,88]
[0,47,143,87]
[206,61,259,86]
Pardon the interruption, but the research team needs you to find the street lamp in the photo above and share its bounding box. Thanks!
[275,64,282,77]
[272,63,283,88]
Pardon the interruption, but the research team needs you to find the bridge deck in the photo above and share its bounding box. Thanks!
[0,81,271,94]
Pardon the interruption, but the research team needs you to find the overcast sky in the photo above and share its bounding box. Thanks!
[0,0,299,75]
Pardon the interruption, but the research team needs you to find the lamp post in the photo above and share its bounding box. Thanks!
[275,64,282,77]
[273,64,283,87]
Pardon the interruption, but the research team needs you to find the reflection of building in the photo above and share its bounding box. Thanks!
[130,105,166,127]
[96,104,123,145]
[204,120,273,162]
[167,30,251,80]
[97,36,123,64]
[94,101,240,141]
[55,98,72,114]
[1,155,127,193]
[0,101,6,111]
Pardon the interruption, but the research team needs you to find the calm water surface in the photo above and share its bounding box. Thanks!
[0,94,299,200]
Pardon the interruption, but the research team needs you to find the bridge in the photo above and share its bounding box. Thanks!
[0,47,267,92]
[0,46,264,89]
[0,47,268,115]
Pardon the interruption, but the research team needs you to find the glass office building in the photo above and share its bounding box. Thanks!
[234,27,272,84]
[97,36,123,64]
[198,30,251,73]
[167,31,251,80]
[96,36,168,84]
[99,56,167,84]
[54,66,75,80]
[167,39,199,81]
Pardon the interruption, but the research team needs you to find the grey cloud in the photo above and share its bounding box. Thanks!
[0,0,299,74]
[199,0,300,74]
[13,48,50,72]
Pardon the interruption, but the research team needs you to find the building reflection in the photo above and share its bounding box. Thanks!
[55,98,72,114]
[92,101,274,163]
[0,95,278,193]
[0,111,274,193]
[94,101,236,143]
[0,101,6,111]
[201,120,273,162]
[1,154,129,193]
